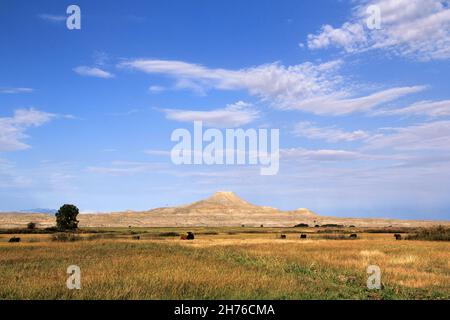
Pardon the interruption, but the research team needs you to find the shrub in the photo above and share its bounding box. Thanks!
[294,223,309,228]
[51,233,80,242]
[321,234,348,240]
[405,226,450,241]
[44,226,59,232]
[317,229,347,234]
[85,234,118,241]
[56,204,79,230]
[158,232,180,237]
[27,222,36,230]
[365,228,412,234]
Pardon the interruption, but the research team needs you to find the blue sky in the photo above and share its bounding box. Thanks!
[1,0,450,220]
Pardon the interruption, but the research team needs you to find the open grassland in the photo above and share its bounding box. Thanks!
[0,227,449,300]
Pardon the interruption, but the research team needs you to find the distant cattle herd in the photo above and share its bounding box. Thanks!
[278,233,361,240]
[4,229,407,243]
[122,231,404,241]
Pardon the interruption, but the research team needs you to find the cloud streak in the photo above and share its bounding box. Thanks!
[374,99,450,117]
[0,87,34,94]
[86,161,164,176]
[73,66,114,79]
[119,58,423,115]
[37,14,66,23]
[281,148,366,161]
[294,122,369,142]
[365,120,450,151]
[161,101,259,127]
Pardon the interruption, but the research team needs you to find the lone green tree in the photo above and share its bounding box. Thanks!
[56,204,79,230]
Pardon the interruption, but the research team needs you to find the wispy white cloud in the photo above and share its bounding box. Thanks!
[119,58,423,115]
[288,119,450,170]
[144,149,171,156]
[148,85,166,93]
[365,120,450,151]
[374,99,450,117]
[106,108,139,117]
[173,79,208,95]
[0,159,79,195]
[286,85,426,115]
[118,58,343,99]
[73,66,114,79]
[307,22,367,52]
[0,87,34,94]
[161,101,259,127]
[92,51,110,67]
[86,161,164,176]
[307,0,450,61]
[37,13,66,23]
[0,158,32,188]
[294,121,369,142]
[281,148,366,161]
[0,108,55,152]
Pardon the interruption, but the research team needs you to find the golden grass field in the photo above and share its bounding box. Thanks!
[0,227,449,300]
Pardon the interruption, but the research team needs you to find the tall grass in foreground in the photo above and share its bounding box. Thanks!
[0,233,449,300]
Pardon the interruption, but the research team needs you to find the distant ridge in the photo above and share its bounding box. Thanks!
[19,208,57,215]
[0,208,56,215]
[0,191,448,228]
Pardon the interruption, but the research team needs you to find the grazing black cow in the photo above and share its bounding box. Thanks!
[8,236,21,243]
[280,234,287,239]
[186,232,195,240]
[132,235,140,240]
[300,234,307,239]
[394,234,402,240]
[349,233,358,239]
